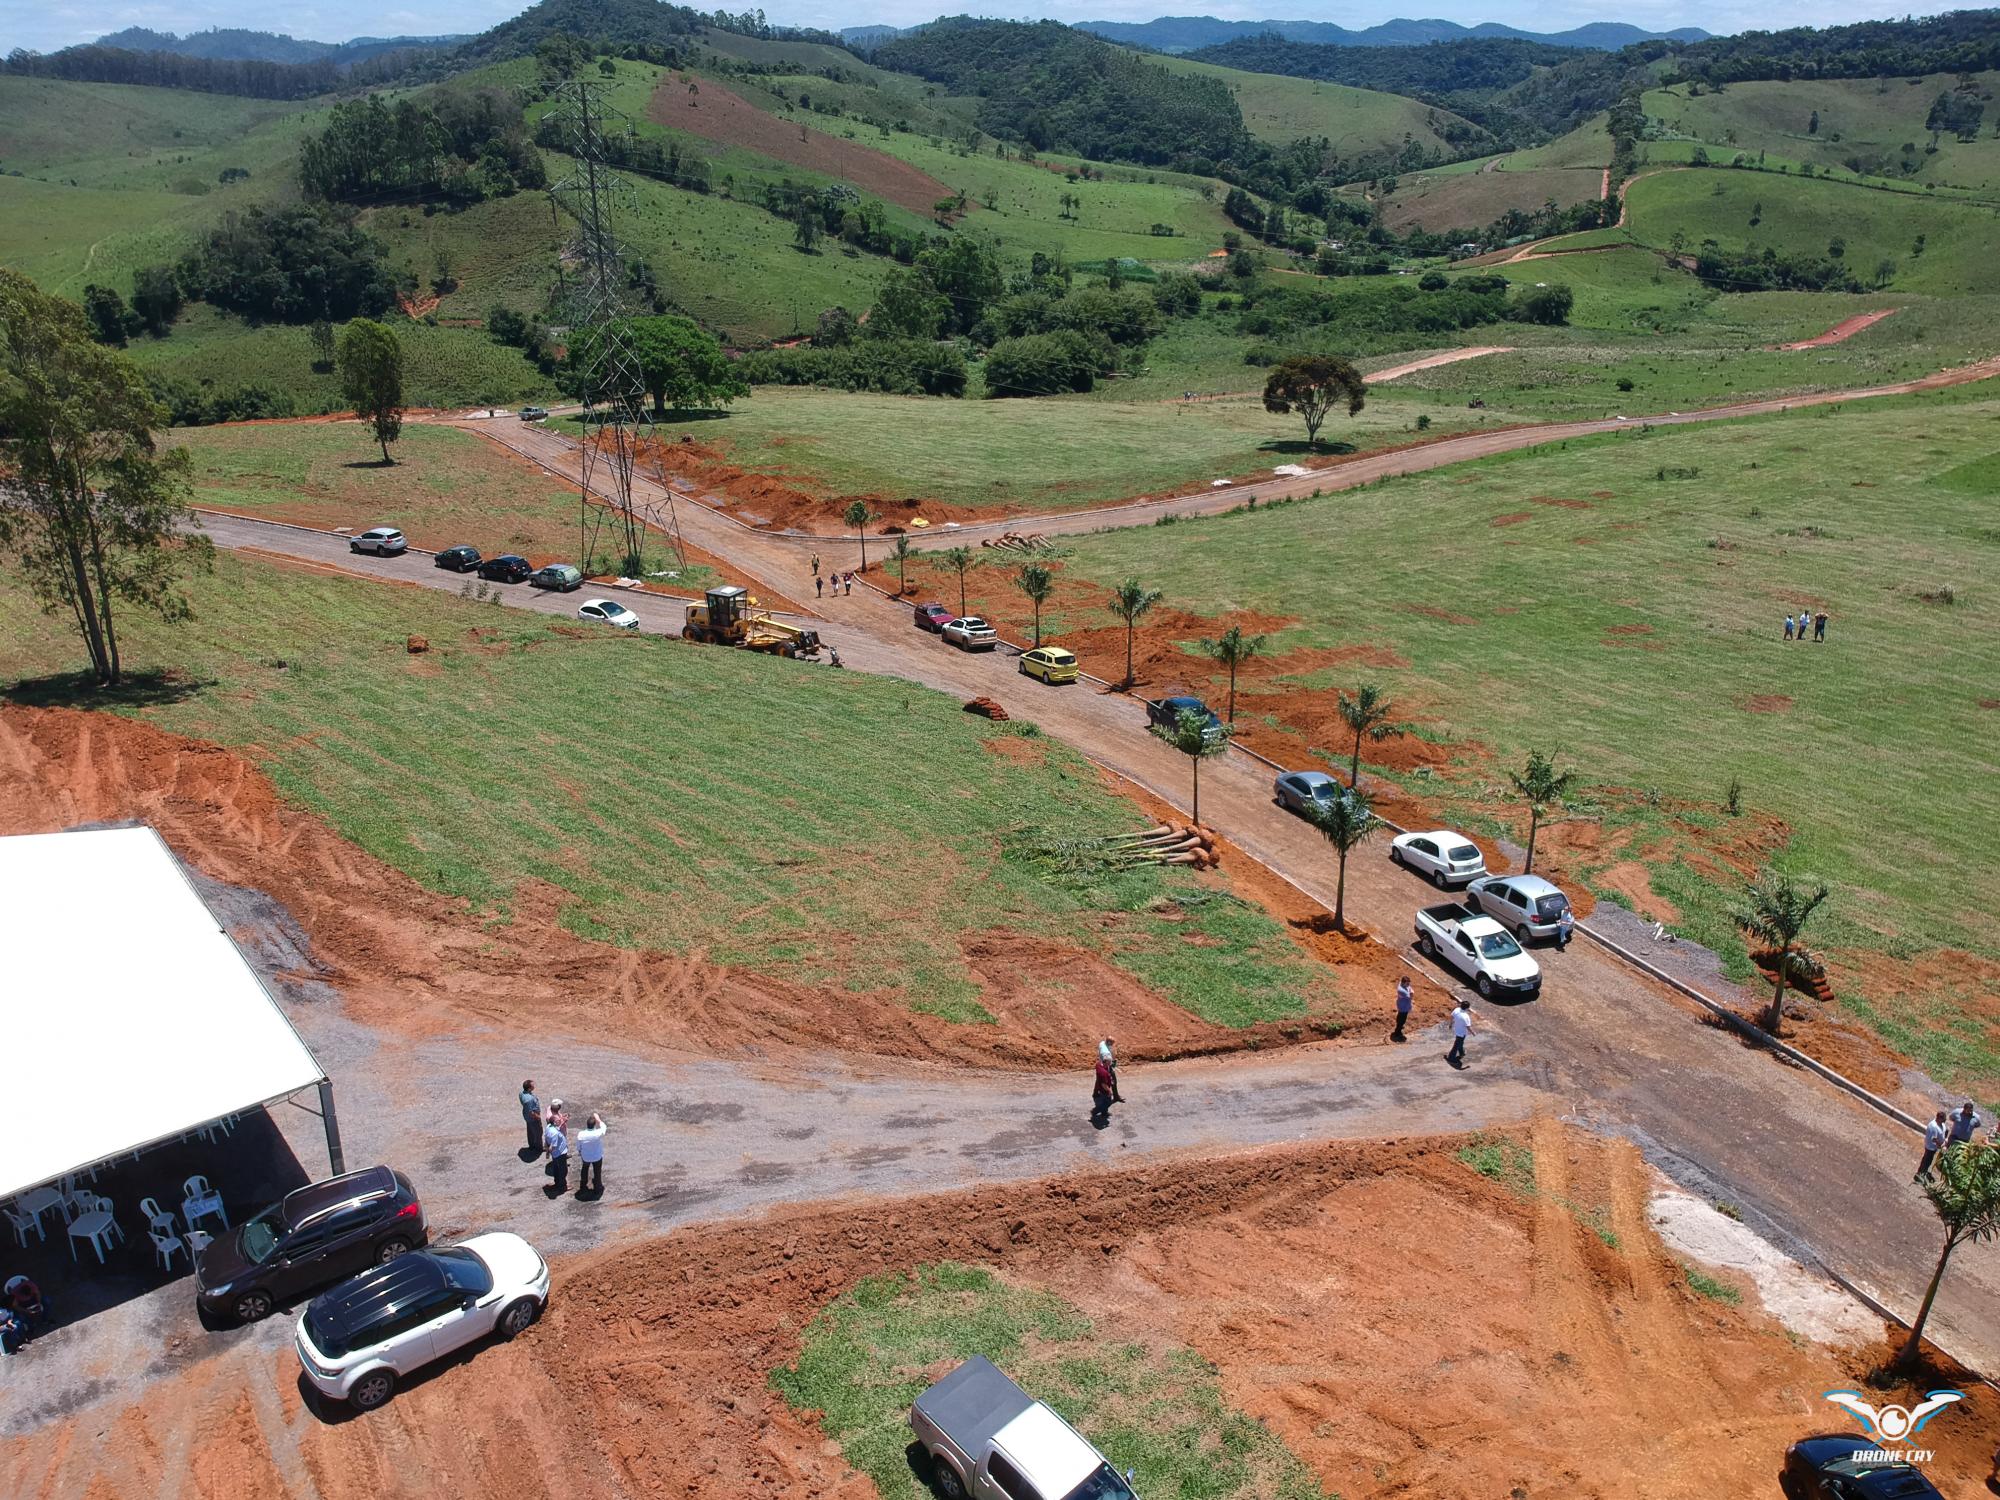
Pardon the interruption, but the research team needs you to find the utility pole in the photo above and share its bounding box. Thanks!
[547,78,686,576]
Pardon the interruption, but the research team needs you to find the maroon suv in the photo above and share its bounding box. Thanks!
[914,602,954,633]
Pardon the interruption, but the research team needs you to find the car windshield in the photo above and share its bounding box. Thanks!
[431,1246,495,1296]
[238,1205,284,1265]
[1449,845,1480,863]
[1478,932,1524,959]
[1061,1464,1138,1500]
[606,606,631,620]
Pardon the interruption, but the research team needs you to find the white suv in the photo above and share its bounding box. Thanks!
[1389,829,1488,888]
[295,1233,549,1411]
[349,527,407,556]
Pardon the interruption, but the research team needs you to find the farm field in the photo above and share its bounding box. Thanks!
[929,394,2000,1093]
[1370,161,1609,233]
[0,552,1358,1052]
[1147,51,1487,157]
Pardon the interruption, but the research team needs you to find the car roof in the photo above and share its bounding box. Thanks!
[1285,770,1337,787]
[308,1250,450,1334]
[993,1403,1100,1495]
[1495,873,1562,895]
[1163,695,1205,708]
[282,1165,399,1227]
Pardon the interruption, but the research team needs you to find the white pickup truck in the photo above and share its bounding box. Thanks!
[943,615,1000,651]
[910,1356,1138,1500]
[1414,901,1543,999]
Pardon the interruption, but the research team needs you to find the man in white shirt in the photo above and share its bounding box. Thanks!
[1447,1000,1472,1068]
[1916,1109,1950,1184]
[575,1114,608,1195]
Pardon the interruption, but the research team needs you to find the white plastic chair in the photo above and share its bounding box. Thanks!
[149,1227,186,1272]
[183,1228,214,1257]
[140,1197,177,1235]
[2,1203,43,1249]
[183,1175,212,1202]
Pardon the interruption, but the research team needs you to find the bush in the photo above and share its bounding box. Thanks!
[177,206,397,323]
[739,338,966,397]
[982,330,1112,397]
[1509,284,1574,325]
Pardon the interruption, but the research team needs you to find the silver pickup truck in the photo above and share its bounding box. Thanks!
[910,1356,1138,1500]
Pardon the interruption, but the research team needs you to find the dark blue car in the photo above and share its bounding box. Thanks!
[1782,1434,1945,1500]
[1146,695,1224,741]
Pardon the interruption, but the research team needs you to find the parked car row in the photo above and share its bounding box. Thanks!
[433,543,581,593]
[186,1164,548,1413]
[910,599,1078,684]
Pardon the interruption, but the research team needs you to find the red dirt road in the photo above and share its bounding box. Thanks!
[648,71,952,217]
[1775,308,1900,349]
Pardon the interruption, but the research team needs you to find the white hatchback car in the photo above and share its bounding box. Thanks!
[578,598,640,630]
[349,527,407,556]
[1389,829,1488,888]
[295,1233,549,1411]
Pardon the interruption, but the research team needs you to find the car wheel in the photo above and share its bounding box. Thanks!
[234,1289,273,1324]
[349,542,361,553]
[931,1454,968,1500]
[1516,920,1532,942]
[1432,868,1449,889]
[349,1370,396,1411]
[1477,975,1494,998]
[499,1299,540,1339]
[375,1237,411,1264]
[1418,932,1436,957]
[1389,846,1404,866]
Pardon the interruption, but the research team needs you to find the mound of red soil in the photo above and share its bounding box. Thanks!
[649,72,953,218]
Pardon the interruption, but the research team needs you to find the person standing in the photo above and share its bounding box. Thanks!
[1392,976,1414,1042]
[815,574,824,599]
[810,550,820,579]
[1091,1040,1123,1127]
[519,1079,543,1156]
[1916,1109,1951,1183]
[1798,604,1811,641]
[1814,610,1828,642]
[1949,1100,1983,1149]
[543,1115,571,1194]
[1556,907,1575,951]
[1784,614,1795,641]
[575,1114,607,1194]
[1447,1000,1472,1068]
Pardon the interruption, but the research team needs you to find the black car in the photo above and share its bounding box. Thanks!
[435,544,482,573]
[1146,694,1225,741]
[477,554,532,584]
[193,1166,426,1324]
[1782,1435,1945,1500]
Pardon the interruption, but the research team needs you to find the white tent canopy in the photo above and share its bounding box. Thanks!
[0,826,328,1202]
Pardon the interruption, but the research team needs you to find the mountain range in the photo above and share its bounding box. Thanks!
[91,26,470,65]
[1069,16,1710,51]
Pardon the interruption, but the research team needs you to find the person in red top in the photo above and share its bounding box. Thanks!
[1090,1038,1124,1128]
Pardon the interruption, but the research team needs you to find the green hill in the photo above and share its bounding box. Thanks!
[1145,52,1489,159]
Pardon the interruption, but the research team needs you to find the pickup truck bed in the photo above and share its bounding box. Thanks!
[912,1356,1034,1462]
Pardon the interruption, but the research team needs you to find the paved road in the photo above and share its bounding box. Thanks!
[200,506,2000,1376]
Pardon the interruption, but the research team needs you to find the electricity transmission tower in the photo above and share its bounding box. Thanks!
[546,78,685,576]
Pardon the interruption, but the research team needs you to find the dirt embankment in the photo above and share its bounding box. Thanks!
[1774,308,1899,350]
[647,71,954,218]
[10,1126,1993,1500]
[0,704,1358,1070]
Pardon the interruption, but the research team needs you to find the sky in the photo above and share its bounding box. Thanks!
[2,0,1933,59]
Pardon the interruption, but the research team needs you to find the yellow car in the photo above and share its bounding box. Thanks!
[1018,646,1079,685]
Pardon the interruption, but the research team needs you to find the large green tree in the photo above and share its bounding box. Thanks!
[0,271,213,686]
[625,315,747,416]
[1262,354,1367,446]
[336,318,406,464]
[869,268,949,341]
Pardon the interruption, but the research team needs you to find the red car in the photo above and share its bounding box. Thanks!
[914,603,954,633]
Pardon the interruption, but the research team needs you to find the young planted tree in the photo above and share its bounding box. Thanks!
[1508,748,1578,874]
[309,318,336,371]
[1901,1142,2000,1369]
[1197,623,1266,723]
[1108,577,1163,689]
[890,534,914,595]
[1337,684,1407,787]
[1306,784,1375,932]
[1013,561,1055,646]
[939,545,978,615]
[842,499,880,572]
[1262,354,1367,447]
[1734,870,1830,1035]
[336,318,406,464]
[0,270,213,686]
[1150,707,1232,827]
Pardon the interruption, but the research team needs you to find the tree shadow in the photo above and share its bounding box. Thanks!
[6,668,208,710]
[654,408,734,424]
[341,458,397,469]
[1256,439,1358,456]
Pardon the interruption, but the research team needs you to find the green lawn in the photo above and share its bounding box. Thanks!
[772,1262,1319,1500]
[981,394,2000,1090]
[0,553,1324,1028]
[1148,50,1485,156]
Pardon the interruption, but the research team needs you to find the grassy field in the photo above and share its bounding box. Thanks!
[1370,162,1609,233]
[0,553,1326,1027]
[1645,74,2000,195]
[771,1262,1320,1500]
[632,381,1501,511]
[1148,50,1485,156]
[973,394,2000,1090]
[175,420,585,558]
[1622,168,2000,296]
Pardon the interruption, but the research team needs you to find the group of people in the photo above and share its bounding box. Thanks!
[1783,609,1830,642]
[1914,1101,1992,1183]
[809,553,855,600]
[0,1274,48,1355]
[518,1080,608,1198]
